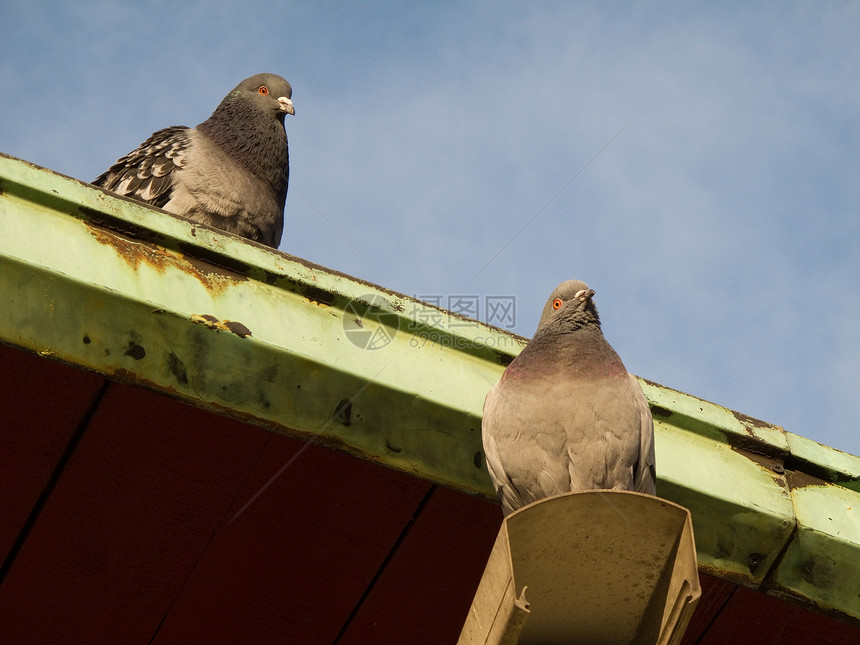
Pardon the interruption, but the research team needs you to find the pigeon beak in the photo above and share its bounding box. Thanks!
[574,289,595,302]
[278,97,295,116]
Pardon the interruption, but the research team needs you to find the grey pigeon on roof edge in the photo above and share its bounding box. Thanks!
[482,280,656,516]
[94,73,294,249]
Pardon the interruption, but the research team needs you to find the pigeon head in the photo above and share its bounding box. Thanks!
[222,73,295,120]
[535,279,601,334]
[198,73,295,142]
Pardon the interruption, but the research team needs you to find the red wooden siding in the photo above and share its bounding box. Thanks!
[0,344,105,563]
[0,343,857,644]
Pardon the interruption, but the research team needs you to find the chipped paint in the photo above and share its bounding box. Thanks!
[84,220,250,295]
[190,314,253,338]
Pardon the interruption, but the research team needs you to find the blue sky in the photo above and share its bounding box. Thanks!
[2,1,859,456]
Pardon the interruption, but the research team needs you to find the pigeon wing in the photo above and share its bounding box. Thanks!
[482,386,527,515]
[630,374,657,495]
[482,380,573,515]
[94,126,190,208]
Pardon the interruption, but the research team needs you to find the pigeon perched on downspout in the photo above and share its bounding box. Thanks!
[482,280,656,516]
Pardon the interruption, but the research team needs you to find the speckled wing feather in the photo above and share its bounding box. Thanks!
[94,126,190,208]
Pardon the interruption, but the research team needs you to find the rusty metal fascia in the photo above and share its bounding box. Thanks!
[765,474,860,620]
[0,153,521,497]
[1,154,859,621]
[650,419,795,587]
[785,431,860,494]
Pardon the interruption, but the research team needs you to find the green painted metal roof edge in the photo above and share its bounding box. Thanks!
[2,153,858,623]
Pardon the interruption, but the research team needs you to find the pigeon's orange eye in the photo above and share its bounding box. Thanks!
[258,86,269,95]
[552,298,563,310]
